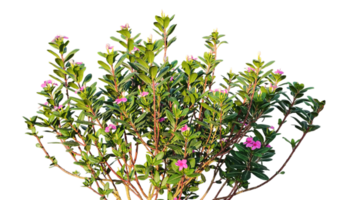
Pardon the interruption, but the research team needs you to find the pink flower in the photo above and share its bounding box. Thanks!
[44,102,48,106]
[119,21,131,30]
[251,141,261,150]
[266,144,271,148]
[192,150,195,153]
[159,118,165,122]
[69,59,83,65]
[105,41,115,51]
[174,198,178,200]
[221,138,226,142]
[180,124,190,132]
[54,105,63,111]
[243,137,261,150]
[273,66,285,74]
[170,77,174,81]
[106,124,117,132]
[139,92,149,97]
[175,159,188,171]
[270,83,277,89]
[244,123,248,126]
[186,55,197,61]
[131,47,139,52]
[40,78,59,89]
[51,32,69,42]
[76,86,85,94]
[115,97,127,104]
[245,66,255,72]
[269,126,274,130]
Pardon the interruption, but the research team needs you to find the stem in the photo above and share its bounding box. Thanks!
[125,185,132,200]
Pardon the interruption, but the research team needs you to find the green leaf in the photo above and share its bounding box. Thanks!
[201,103,219,114]
[167,174,182,185]
[261,150,277,164]
[149,66,158,80]
[137,73,152,85]
[35,90,50,99]
[83,74,92,85]
[64,47,81,63]
[96,49,105,60]
[165,110,175,127]
[251,171,269,180]
[153,160,162,166]
[155,152,164,160]
[254,147,269,154]
[154,171,160,182]
[98,61,111,71]
[109,34,122,44]
[278,91,291,100]
[167,24,177,36]
[262,58,276,71]
[291,106,310,122]
[308,125,320,132]
[217,39,230,49]
[115,54,127,69]
[275,169,286,177]
[242,170,251,180]
[134,112,147,124]
[119,72,136,86]
[161,176,169,187]
[155,16,163,25]
[167,34,178,50]
[234,144,246,152]
[163,17,170,29]
[135,58,149,69]
[55,58,64,68]
[63,141,80,147]
[46,47,60,58]
[235,152,249,161]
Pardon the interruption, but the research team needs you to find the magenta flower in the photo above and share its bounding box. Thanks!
[115,97,127,104]
[221,138,226,142]
[105,124,116,132]
[174,198,178,200]
[119,21,131,30]
[270,83,277,89]
[180,124,190,132]
[269,126,274,130]
[40,78,59,89]
[139,92,149,97]
[37,100,48,109]
[76,62,83,65]
[273,66,285,74]
[105,41,115,51]
[186,55,197,61]
[245,66,255,72]
[244,123,248,126]
[175,159,188,171]
[54,105,63,111]
[76,86,86,94]
[51,32,69,42]
[133,47,139,51]
[170,77,174,81]
[159,118,166,122]
[243,137,261,150]
[192,150,195,153]
[266,144,271,148]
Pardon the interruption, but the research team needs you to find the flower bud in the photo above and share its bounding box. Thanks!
[229,65,233,74]
[212,25,219,32]
[146,32,153,42]
[105,41,115,51]
[256,49,262,58]
[160,7,165,16]
[119,21,131,30]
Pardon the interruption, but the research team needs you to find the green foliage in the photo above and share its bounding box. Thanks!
[24,12,325,200]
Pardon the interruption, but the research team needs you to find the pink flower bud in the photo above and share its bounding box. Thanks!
[229,65,233,74]
[105,41,115,51]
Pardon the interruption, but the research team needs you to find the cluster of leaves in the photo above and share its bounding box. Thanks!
[22,7,324,197]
